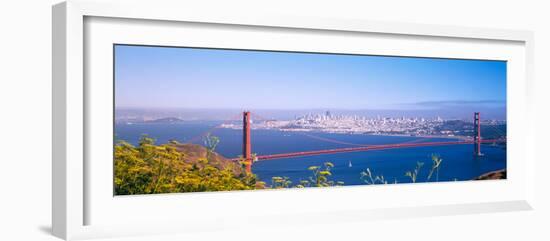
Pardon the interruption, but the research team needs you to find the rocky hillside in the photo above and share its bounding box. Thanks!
[172,143,244,175]
[475,169,506,180]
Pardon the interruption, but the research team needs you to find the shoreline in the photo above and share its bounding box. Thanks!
[475,169,507,180]
[253,127,471,141]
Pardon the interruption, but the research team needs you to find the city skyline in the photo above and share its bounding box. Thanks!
[115,44,506,118]
[115,107,506,120]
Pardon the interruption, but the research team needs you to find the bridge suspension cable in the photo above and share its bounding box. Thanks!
[484,124,506,138]
[297,132,373,147]
[185,112,242,144]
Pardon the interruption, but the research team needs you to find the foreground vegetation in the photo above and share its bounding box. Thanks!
[360,154,444,185]
[114,136,261,195]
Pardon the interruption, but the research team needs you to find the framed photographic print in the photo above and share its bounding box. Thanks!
[52,0,535,240]
[113,44,507,193]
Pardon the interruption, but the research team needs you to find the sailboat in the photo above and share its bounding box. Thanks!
[348,160,352,168]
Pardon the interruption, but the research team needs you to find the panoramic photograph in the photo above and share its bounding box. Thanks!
[113,44,507,195]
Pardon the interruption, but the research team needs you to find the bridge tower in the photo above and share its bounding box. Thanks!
[474,112,482,157]
[243,111,252,173]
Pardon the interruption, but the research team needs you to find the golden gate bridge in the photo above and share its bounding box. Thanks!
[187,111,506,173]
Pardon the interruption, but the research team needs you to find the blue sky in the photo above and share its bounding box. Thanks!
[115,45,506,116]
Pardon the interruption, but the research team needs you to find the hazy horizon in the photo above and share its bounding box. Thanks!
[115,106,506,121]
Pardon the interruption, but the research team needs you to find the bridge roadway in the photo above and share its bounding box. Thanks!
[230,139,504,162]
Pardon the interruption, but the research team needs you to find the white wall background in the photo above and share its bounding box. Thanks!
[0,0,548,240]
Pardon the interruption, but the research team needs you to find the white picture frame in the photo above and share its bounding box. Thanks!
[52,1,535,240]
